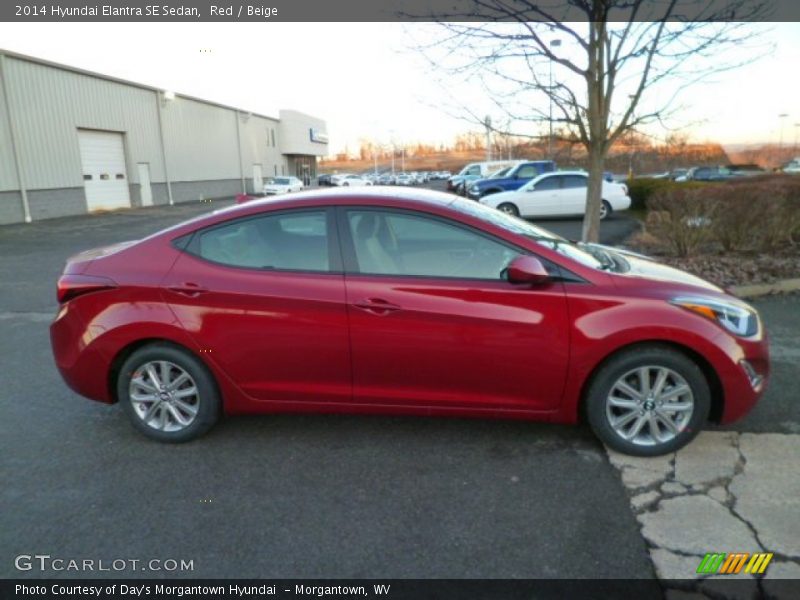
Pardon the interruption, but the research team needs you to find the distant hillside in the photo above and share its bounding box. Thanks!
[321,141,730,176]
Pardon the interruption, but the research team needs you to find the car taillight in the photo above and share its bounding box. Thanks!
[57,274,117,304]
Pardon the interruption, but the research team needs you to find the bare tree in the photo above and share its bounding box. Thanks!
[412,0,769,242]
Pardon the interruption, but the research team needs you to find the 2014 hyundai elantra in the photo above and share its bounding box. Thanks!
[50,188,768,456]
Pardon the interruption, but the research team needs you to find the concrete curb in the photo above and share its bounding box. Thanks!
[730,278,800,299]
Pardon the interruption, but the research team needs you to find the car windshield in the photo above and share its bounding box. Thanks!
[448,198,604,269]
[272,178,290,185]
[488,166,511,178]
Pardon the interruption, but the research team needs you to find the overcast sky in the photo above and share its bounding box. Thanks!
[0,22,798,154]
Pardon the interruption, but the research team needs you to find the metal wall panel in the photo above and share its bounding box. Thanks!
[159,96,241,182]
[0,58,20,192]
[278,109,329,157]
[239,114,284,174]
[2,56,165,190]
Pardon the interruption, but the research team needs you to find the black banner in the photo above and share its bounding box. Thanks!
[3,0,800,22]
[6,579,800,600]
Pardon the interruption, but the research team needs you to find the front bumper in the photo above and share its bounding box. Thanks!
[713,329,770,424]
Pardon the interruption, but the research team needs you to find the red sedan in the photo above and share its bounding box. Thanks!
[50,189,768,456]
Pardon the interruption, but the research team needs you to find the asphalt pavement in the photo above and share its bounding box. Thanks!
[0,187,796,588]
[0,193,651,581]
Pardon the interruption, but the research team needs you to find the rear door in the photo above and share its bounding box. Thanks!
[338,207,570,412]
[560,175,589,215]
[163,208,351,404]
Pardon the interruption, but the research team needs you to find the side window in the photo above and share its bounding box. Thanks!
[562,175,588,189]
[467,166,481,176]
[533,176,560,191]
[346,210,519,280]
[191,211,330,272]
[516,165,539,179]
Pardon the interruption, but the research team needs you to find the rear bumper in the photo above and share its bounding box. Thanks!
[50,302,113,403]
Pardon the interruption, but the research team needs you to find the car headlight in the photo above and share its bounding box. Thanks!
[670,296,759,337]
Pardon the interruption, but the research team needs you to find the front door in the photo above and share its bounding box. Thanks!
[340,207,570,412]
[518,174,562,217]
[164,208,351,404]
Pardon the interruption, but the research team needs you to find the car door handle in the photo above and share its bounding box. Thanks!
[352,298,402,315]
[167,282,208,297]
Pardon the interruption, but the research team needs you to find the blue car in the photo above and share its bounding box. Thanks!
[466,160,557,199]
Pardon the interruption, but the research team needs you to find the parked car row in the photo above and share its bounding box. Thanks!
[318,170,452,187]
[781,158,800,174]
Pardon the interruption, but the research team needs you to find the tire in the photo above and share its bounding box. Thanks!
[343,182,350,187]
[118,343,221,443]
[599,200,612,220]
[497,202,520,217]
[585,345,710,456]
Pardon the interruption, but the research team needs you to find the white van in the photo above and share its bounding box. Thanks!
[447,160,523,192]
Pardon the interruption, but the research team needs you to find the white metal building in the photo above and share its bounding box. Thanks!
[0,50,329,224]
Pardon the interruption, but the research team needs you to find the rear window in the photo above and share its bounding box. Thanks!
[187,210,330,272]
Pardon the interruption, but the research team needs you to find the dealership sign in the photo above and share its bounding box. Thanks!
[310,128,328,144]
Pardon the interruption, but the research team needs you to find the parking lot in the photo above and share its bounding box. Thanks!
[1,193,798,590]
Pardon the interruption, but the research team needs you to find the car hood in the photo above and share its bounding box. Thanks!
[610,248,723,293]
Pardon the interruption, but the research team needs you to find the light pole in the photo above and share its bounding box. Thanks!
[779,113,789,152]
[548,38,562,158]
[627,94,636,180]
[484,115,492,161]
[794,123,800,154]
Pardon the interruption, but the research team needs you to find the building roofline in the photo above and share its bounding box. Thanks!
[0,48,282,123]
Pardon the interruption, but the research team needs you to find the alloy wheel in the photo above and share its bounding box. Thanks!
[605,366,695,446]
[129,360,200,432]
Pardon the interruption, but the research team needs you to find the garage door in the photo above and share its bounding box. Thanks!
[78,130,131,211]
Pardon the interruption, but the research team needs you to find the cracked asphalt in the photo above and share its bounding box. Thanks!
[1,190,798,597]
[607,431,800,599]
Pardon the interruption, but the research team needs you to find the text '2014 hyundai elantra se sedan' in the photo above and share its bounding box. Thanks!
[50,188,768,456]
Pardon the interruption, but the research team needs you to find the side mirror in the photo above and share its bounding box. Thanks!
[506,255,550,285]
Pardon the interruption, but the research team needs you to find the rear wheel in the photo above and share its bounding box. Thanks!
[585,345,710,456]
[599,200,612,220]
[497,202,520,217]
[118,344,220,442]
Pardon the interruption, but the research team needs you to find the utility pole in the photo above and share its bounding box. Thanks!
[548,38,561,158]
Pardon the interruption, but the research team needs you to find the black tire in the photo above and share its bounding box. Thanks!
[585,345,710,457]
[599,200,612,220]
[118,343,220,443]
[497,202,520,217]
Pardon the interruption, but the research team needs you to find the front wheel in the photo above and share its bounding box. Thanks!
[599,200,612,220]
[585,345,710,456]
[118,344,220,442]
[497,202,520,217]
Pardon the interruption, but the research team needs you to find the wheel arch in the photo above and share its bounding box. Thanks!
[107,338,220,406]
[576,339,724,425]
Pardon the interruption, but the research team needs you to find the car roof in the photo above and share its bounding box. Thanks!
[540,170,587,177]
